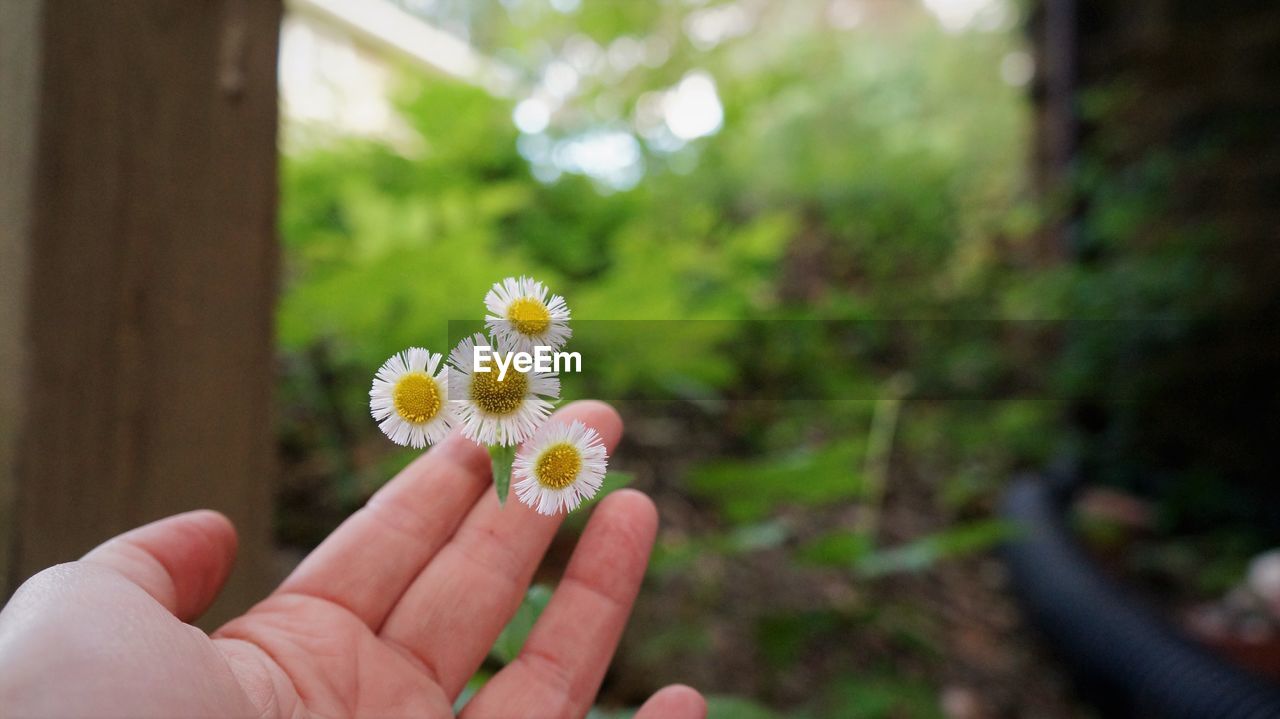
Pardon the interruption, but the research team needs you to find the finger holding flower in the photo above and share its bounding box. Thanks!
[370,276,607,514]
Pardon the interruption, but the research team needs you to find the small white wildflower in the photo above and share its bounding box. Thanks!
[485,276,572,355]
[448,333,560,447]
[513,420,608,515]
[370,347,454,448]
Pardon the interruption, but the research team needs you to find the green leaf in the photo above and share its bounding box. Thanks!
[798,531,876,566]
[489,444,516,506]
[756,610,844,668]
[687,440,868,523]
[821,674,943,719]
[452,672,490,714]
[490,584,553,664]
[854,519,1019,577]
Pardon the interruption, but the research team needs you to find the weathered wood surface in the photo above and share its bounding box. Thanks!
[1,0,282,625]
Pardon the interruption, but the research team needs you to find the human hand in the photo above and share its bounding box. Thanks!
[0,400,704,719]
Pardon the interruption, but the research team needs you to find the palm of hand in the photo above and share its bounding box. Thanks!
[0,402,703,719]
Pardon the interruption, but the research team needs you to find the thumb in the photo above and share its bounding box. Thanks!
[81,510,238,623]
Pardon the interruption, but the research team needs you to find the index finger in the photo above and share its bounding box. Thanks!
[269,431,491,630]
[379,400,624,699]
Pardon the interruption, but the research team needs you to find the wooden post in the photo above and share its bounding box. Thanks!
[0,0,282,625]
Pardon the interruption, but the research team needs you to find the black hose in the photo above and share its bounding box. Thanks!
[1000,477,1280,718]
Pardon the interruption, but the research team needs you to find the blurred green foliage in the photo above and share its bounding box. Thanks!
[279,1,1041,714]
[689,440,867,523]
[802,519,1018,577]
[274,0,1255,715]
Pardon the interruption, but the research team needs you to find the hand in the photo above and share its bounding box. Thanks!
[0,400,705,719]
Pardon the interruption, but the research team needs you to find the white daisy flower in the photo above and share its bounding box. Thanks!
[484,276,572,355]
[513,420,609,515]
[370,347,454,449]
[448,333,560,447]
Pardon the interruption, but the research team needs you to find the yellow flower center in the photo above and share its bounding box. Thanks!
[393,372,441,423]
[507,297,552,336]
[470,366,529,416]
[535,442,582,489]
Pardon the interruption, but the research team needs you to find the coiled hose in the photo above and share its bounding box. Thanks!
[1000,477,1280,718]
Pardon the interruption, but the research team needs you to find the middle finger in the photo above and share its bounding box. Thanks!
[377,400,623,699]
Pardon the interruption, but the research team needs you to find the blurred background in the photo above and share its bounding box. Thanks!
[3,0,1278,716]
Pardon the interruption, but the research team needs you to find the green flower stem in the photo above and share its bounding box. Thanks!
[489,443,516,506]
